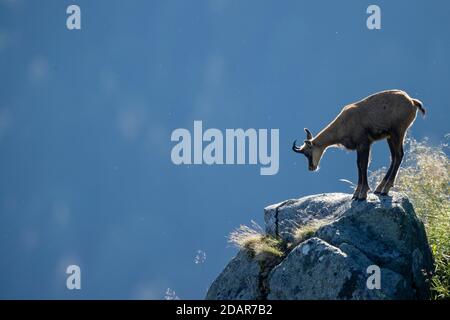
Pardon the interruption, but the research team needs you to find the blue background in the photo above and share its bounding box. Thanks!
[0,0,448,299]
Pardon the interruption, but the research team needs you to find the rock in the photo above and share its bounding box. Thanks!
[205,250,261,300]
[264,193,352,243]
[268,238,409,299]
[206,192,434,300]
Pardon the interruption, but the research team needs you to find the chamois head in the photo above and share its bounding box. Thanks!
[292,128,323,171]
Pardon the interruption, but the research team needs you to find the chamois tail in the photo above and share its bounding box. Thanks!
[412,98,426,116]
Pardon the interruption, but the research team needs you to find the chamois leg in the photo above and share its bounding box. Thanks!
[354,144,371,200]
[380,133,405,195]
[374,138,396,194]
[352,159,363,200]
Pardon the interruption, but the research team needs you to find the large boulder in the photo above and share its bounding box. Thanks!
[206,192,434,300]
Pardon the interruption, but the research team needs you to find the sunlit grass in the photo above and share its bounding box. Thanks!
[228,221,283,261]
[290,220,327,249]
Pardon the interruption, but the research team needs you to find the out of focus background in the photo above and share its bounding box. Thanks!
[0,0,449,299]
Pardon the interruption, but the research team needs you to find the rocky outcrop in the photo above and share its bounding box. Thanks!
[206,192,434,300]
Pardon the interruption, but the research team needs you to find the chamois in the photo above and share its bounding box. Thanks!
[292,90,425,200]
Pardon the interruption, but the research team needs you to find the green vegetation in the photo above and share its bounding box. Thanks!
[228,218,326,260]
[228,221,283,262]
[290,220,327,249]
[370,136,450,300]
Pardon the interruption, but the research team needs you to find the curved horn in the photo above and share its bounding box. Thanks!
[304,128,313,140]
[292,140,303,153]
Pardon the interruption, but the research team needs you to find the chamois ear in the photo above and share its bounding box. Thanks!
[304,140,312,147]
[304,128,313,140]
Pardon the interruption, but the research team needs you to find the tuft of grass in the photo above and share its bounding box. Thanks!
[228,221,283,261]
[290,220,327,249]
[370,136,450,300]
[228,219,327,261]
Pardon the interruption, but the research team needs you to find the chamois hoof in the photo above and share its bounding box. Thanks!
[373,190,382,195]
